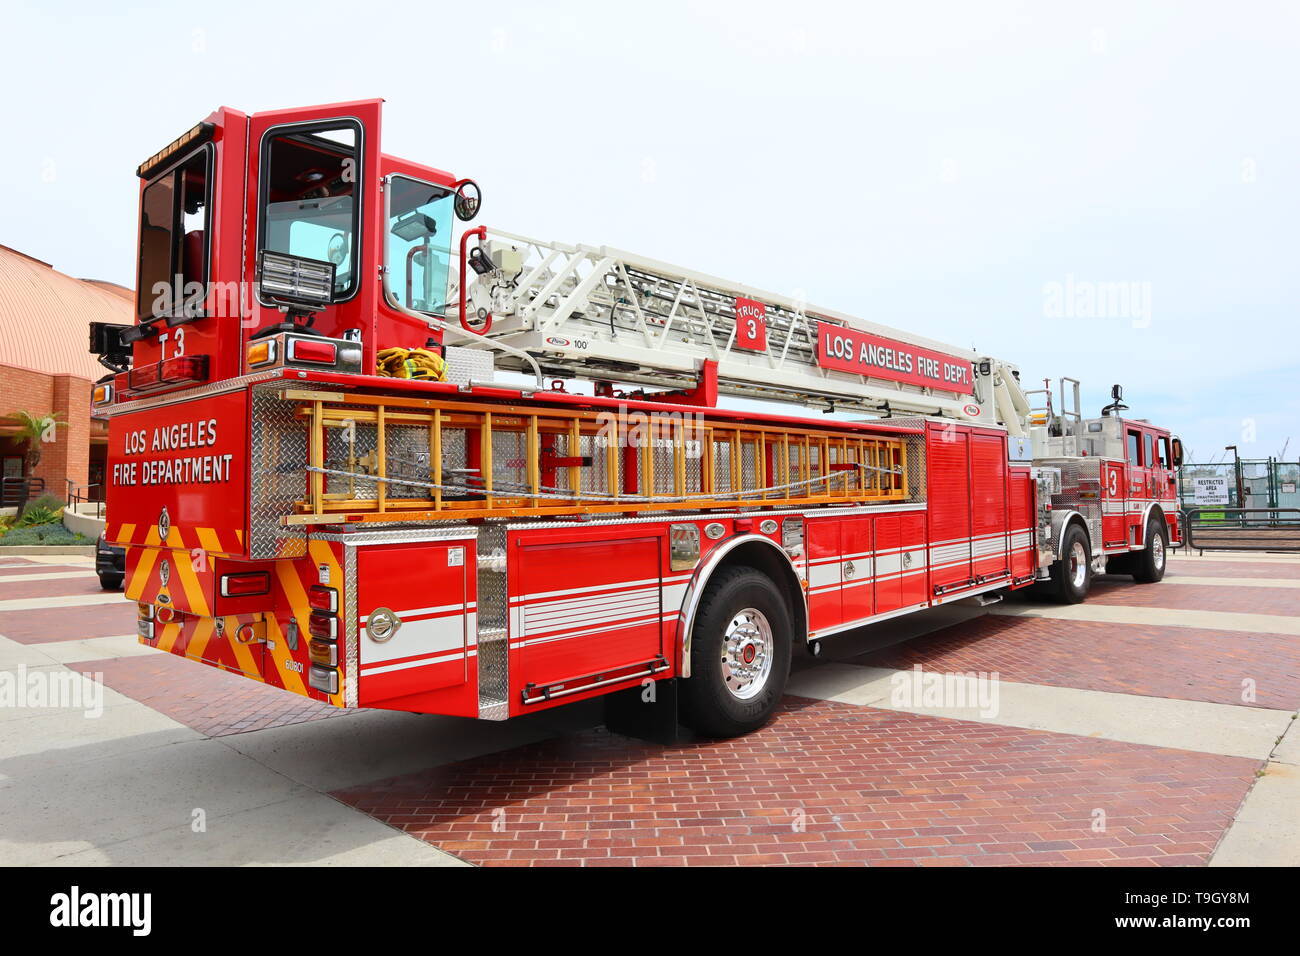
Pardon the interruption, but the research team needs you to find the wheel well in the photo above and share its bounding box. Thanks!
[1060,512,1091,555]
[710,540,808,642]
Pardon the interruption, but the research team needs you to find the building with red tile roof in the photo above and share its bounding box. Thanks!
[0,243,131,506]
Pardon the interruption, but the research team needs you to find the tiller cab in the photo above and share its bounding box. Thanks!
[91,101,1183,737]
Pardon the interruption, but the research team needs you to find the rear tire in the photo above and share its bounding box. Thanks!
[680,566,792,738]
[1132,516,1168,584]
[98,572,123,591]
[1050,523,1092,604]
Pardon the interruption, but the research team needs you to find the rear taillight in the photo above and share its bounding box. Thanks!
[219,572,271,597]
[138,619,155,640]
[308,612,338,641]
[307,585,338,613]
[125,354,209,394]
[287,338,337,364]
[308,639,338,667]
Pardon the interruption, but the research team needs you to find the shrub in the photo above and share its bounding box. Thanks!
[16,505,62,527]
[0,524,86,546]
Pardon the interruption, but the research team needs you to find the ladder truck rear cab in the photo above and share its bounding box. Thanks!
[91,101,1183,737]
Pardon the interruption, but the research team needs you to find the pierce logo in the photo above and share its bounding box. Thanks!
[544,336,571,347]
[157,506,171,541]
[158,559,171,587]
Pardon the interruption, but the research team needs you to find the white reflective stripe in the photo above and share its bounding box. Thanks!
[360,612,469,665]
[662,582,688,609]
[809,563,841,588]
[363,601,475,623]
[509,574,662,605]
[524,594,660,635]
[513,611,662,647]
[362,647,477,676]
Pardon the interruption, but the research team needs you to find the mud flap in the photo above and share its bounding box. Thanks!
[602,677,688,745]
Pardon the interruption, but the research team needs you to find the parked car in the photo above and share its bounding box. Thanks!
[96,534,124,590]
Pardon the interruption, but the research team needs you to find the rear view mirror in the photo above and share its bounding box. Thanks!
[1171,437,1184,468]
[453,179,481,221]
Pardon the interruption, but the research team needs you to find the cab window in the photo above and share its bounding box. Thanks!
[1157,436,1171,469]
[385,175,455,315]
[1144,433,1154,470]
[136,147,211,321]
[1126,429,1142,465]
[258,123,361,301]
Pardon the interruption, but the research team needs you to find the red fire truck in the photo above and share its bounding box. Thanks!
[91,100,1183,738]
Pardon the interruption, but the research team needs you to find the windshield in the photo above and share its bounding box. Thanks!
[259,124,360,300]
[385,175,454,315]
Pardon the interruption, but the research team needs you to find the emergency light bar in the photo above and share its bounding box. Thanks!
[136,122,215,178]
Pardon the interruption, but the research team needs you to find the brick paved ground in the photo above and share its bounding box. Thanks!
[0,575,112,600]
[849,614,1300,709]
[1088,578,1300,616]
[332,698,1257,867]
[0,562,91,577]
[1166,560,1300,580]
[68,654,352,737]
[0,602,137,643]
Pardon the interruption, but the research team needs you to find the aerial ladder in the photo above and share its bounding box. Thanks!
[432,228,1036,434]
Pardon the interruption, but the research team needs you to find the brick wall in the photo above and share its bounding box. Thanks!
[1,362,92,494]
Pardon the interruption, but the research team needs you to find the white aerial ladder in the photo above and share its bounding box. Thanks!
[446,227,1036,436]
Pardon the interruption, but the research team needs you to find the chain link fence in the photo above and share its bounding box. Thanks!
[1179,459,1300,511]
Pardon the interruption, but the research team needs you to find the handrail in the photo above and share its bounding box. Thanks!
[1183,506,1300,553]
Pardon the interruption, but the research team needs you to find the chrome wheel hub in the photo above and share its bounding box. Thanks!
[1152,534,1165,570]
[1069,540,1088,589]
[721,607,773,700]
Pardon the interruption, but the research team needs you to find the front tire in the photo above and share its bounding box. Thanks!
[1050,523,1092,604]
[1132,516,1168,583]
[680,567,792,738]
[98,572,123,591]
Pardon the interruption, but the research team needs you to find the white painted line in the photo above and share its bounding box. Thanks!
[786,662,1294,760]
[1210,762,1300,866]
[987,602,1300,636]
[1161,575,1300,590]
[1170,553,1300,565]
[0,571,98,583]
[0,593,130,613]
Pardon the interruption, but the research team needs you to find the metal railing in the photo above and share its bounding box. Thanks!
[66,480,105,519]
[1183,507,1300,553]
[1,476,45,509]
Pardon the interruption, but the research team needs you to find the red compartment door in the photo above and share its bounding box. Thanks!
[355,540,473,704]
[514,535,663,692]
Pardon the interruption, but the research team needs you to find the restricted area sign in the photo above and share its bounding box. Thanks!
[1192,476,1231,505]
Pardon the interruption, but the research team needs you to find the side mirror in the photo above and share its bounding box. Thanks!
[1171,437,1184,468]
[453,179,482,221]
[1111,383,1123,402]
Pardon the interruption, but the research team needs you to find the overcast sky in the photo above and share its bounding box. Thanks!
[3,0,1297,462]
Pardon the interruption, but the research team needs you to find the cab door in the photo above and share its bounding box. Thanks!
[1124,425,1150,546]
[245,100,385,352]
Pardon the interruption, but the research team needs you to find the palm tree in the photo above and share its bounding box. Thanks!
[8,411,67,474]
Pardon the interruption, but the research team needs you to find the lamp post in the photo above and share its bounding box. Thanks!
[1225,444,1244,511]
